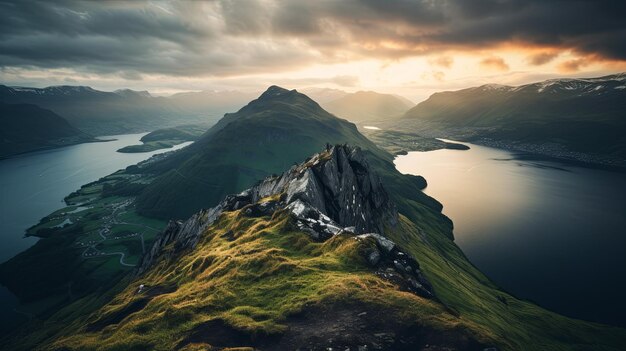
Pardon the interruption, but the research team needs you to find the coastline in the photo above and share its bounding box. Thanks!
[0,137,113,161]
[469,138,626,173]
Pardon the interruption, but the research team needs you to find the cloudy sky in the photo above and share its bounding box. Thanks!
[1,0,625,101]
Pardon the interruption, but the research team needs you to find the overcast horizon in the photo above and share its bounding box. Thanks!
[1,0,625,101]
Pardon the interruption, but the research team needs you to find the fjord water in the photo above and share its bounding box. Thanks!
[0,134,191,330]
[395,141,626,326]
[0,134,192,263]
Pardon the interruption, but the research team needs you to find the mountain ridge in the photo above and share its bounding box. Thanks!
[0,102,95,158]
[402,73,626,165]
[134,86,438,220]
[0,85,231,135]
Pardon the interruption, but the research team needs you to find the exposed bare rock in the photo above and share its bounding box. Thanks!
[137,145,432,299]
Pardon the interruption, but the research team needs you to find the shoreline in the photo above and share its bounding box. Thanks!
[0,137,113,161]
[469,138,626,173]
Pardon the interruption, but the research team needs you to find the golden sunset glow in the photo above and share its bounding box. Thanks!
[1,1,624,101]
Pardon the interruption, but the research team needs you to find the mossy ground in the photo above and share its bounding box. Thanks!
[21,210,488,350]
[2,136,625,350]
[8,199,624,351]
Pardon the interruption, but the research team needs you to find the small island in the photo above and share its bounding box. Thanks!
[117,125,206,153]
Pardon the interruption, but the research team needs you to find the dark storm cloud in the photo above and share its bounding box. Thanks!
[0,0,624,78]
[432,1,626,59]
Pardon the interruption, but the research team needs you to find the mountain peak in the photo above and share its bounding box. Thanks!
[259,85,294,99]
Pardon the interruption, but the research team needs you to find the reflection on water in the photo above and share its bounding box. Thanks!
[395,141,626,327]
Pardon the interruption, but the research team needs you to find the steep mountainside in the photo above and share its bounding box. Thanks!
[0,103,94,158]
[135,86,436,220]
[324,91,413,122]
[7,145,625,350]
[402,73,626,162]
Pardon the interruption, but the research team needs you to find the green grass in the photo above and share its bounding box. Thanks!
[6,203,624,350]
[3,87,625,349]
[382,211,626,350]
[37,211,487,351]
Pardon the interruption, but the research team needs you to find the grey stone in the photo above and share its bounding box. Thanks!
[367,249,381,266]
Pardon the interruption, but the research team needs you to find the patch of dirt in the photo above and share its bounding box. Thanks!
[261,301,488,351]
[179,319,258,349]
[175,301,491,351]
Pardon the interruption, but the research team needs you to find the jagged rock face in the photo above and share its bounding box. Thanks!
[136,205,223,276]
[356,233,434,298]
[139,145,398,270]
[136,145,434,299]
[250,144,399,234]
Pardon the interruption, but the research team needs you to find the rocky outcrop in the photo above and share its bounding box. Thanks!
[136,205,223,275]
[356,233,434,298]
[247,144,399,235]
[137,145,434,298]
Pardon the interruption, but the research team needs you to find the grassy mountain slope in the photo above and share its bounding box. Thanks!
[7,147,625,351]
[135,86,437,220]
[0,86,439,332]
[324,91,413,122]
[1,88,625,350]
[403,74,626,159]
[0,103,94,158]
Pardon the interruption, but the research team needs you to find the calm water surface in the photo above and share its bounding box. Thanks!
[395,141,626,327]
[0,134,191,330]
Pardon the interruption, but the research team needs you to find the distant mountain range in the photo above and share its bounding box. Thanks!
[0,85,249,135]
[402,73,626,165]
[323,91,414,122]
[6,73,624,166]
[0,103,94,158]
[0,85,413,137]
[135,86,434,219]
[300,87,349,103]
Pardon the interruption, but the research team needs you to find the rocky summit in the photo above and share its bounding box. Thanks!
[138,145,433,298]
